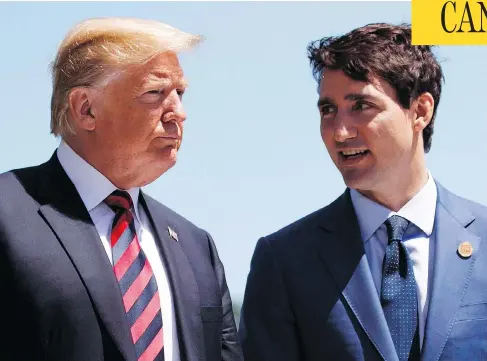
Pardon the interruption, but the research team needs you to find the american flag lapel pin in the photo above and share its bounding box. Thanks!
[168,226,178,241]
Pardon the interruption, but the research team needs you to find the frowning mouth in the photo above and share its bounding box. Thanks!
[158,135,180,140]
[153,136,181,149]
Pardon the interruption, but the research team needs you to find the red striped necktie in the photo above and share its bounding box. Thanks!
[104,190,164,361]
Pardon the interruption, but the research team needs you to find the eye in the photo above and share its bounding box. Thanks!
[352,101,372,111]
[176,89,185,99]
[320,105,336,118]
[146,89,162,95]
[140,89,164,104]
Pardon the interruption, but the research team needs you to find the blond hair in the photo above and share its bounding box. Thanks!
[50,17,203,137]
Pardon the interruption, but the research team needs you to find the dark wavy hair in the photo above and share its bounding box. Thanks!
[307,23,444,153]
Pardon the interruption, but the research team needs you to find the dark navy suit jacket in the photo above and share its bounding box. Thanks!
[239,182,487,361]
[0,153,243,361]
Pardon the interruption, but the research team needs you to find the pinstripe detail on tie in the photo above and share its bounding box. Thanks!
[105,190,164,361]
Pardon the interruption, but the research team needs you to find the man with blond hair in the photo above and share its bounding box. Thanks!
[0,17,243,361]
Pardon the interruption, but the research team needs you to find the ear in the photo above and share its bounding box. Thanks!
[67,87,97,131]
[411,92,434,133]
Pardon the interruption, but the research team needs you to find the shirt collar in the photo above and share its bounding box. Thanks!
[56,140,142,220]
[350,171,437,242]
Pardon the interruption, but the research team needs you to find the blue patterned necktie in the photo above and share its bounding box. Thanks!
[381,215,420,361]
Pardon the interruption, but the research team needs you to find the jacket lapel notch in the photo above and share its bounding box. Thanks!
[421,184,481,361]
[318,190,398,361]
[38,154,136,361]
[141,193,203,361]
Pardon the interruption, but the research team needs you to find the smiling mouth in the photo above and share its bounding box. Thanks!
[339,149,370,161]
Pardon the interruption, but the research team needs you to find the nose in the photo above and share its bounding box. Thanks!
[162,90,186,123]
[332,114,357,143]
[334,124,357,143]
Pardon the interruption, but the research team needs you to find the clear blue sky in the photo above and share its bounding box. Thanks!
[1,1,486,302]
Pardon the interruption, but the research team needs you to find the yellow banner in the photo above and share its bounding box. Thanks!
[412,0,487,44]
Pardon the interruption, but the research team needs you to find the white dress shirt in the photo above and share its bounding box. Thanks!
[57,140,180,361]
[350,172,437,349]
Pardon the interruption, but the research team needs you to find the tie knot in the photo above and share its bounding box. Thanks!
[104,190,133,211]
[384,215,409,242]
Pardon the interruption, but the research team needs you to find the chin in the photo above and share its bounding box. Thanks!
[138,163,175,187]
[155,158,176,174]
[152,146,177,164]
[340,169,376,191]
[139,155,175,181]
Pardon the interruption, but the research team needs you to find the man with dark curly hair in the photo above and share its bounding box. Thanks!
[239,23,487,361]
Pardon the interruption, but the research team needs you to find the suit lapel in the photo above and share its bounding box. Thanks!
[421,183,481,361]
[38,154,136,361]
[317,190,398,361]
[141,193,203,361]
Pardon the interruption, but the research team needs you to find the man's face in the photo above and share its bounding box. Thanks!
[91,51,187,187]
[318,70,420,194]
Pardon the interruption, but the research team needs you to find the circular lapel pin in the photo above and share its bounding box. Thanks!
[458,242,473,259]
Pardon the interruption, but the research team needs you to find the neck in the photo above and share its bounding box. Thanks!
[359,157,429,212]
[63,137,139,190]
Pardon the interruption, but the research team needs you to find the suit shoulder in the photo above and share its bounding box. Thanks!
[454,194,487,224]
[0,162,46,200]
[262,197,341,248]
[438,186,487,231]
[0,163,51,230]
[459,196,487,215]
[440,187,487,215]
[0,170,17,188]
